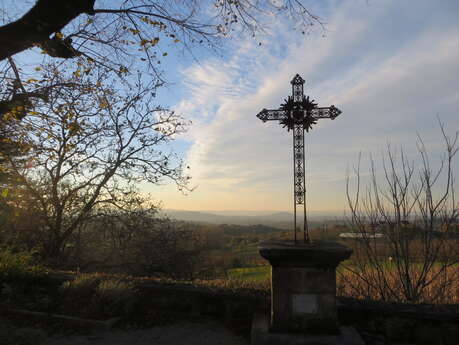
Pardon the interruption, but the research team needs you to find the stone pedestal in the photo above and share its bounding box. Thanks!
[258,240,352,335]
[252,313,365,345]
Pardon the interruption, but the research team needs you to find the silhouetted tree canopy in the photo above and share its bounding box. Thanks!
[0,1,321,62]
[0,0,322,123]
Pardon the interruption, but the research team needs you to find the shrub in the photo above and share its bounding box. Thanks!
[59,273,104,316]
[60,273,103,300]
[60,273,137,318]
[0,247,48,288]
[94,279,137,315]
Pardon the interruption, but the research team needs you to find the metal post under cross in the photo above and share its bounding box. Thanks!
[256,74,342,244]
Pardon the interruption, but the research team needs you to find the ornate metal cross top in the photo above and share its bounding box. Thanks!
[256,74,342,243]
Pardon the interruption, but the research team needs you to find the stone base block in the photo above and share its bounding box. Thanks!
[251,313,365,345]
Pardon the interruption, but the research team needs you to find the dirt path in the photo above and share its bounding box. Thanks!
[45,321,249,345]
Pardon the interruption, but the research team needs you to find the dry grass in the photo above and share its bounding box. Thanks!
[54,264,459,305]
[337,264,459,304]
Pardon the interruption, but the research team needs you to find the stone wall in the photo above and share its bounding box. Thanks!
[337,297,459,345]
[46,273,459,344]
[135,281,459,345]
[135,282,268,322]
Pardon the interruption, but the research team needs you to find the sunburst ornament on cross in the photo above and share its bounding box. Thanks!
[256,74,342,244]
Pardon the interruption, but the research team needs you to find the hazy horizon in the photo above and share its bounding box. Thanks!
[161,208,347,217]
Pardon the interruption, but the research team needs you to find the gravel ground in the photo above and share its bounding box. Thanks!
[45,321,250,345]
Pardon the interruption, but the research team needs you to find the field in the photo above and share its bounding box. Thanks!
[226,260,459,304]
[227,265,270,282]
[230,242,259,264]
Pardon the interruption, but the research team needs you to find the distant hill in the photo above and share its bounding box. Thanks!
[160,209,345,229]
[160,209,290,226]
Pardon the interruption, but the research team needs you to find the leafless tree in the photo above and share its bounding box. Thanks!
[343,121,459,303]
[1,61,190,264]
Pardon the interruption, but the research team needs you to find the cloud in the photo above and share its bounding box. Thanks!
[154,0,459,211]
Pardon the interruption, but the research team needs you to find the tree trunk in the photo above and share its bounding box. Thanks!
[0,0,95,61]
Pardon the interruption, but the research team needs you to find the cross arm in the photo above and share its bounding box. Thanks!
[257,105,342,122]
[256,108,287,122]
[311,105,342,120]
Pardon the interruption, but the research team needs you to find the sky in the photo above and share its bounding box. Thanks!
[4,0,458,215]
[142,0,459,214]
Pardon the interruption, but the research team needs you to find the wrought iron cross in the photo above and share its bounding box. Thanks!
[256,74,342,243]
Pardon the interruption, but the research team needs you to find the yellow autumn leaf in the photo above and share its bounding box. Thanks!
[119,66,129,74]
[68,121,81,136]
[99,99,109,109]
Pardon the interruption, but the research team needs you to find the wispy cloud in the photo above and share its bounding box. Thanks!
[151,0,459,211]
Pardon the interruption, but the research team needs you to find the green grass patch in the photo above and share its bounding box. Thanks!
[232,244,258,256]
[227,266,270,282]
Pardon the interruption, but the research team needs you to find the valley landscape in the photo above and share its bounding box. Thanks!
[1,0,458,344]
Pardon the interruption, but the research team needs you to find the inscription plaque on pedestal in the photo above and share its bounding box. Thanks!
[292,294,318,315]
